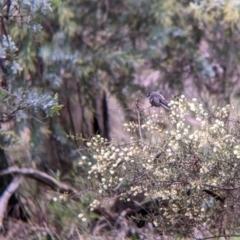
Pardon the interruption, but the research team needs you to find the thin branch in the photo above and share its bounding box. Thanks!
[153,151,164,163]
[135,91,143,141]
[195,235,240,240]
[0,175,23,230]
[0,167,80,199]
[202,189,225,203]
[203,183,240,191]
[136,109,142,141]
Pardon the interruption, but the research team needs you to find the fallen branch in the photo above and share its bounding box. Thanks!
[0,167,80,199]
[0,175,23,230]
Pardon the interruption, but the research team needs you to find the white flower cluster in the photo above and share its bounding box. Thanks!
[234,145,240,159]
[141,112,167,133]
[89,199,100,211]
[209,119,225,135]
[169,95,187,124]
[213,104,233,119]
[170,96,208,124]
[79,155,88,166]
[52,194,67,202]
[123,122,139,132]
[87,136,152,191]
[78,213,87,222]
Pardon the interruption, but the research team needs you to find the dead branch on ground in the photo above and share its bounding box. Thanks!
[0,167,80,199]
[0,175,23,230]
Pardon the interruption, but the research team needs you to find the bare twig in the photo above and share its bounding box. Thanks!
[136,109,142,141]
[0,175,23,230]
[203,183,240,191]
[135,91,143,141]
[0,167,80,199]
[153,151,164,163]
[195,234,240,240]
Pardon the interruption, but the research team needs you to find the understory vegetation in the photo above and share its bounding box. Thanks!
[78,95,240,239]
[2,0,240,239]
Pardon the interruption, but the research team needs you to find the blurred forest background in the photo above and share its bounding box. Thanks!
[1,0,240,239]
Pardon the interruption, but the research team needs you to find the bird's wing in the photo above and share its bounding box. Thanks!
[160,98,169,109]
[158,94,169,109]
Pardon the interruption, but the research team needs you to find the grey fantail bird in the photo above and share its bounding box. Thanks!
[147,92,170,110]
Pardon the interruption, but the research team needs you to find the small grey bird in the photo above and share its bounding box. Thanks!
[147,92,170,110]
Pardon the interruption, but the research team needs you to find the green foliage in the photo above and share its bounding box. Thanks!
[0,88,62,124]
[48,191,98,238]
[0,130,19,146]
[0,0,63,150]
[0,35,22,75]
[188,0,240,24]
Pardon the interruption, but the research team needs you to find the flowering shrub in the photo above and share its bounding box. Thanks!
[83,96,240,237]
